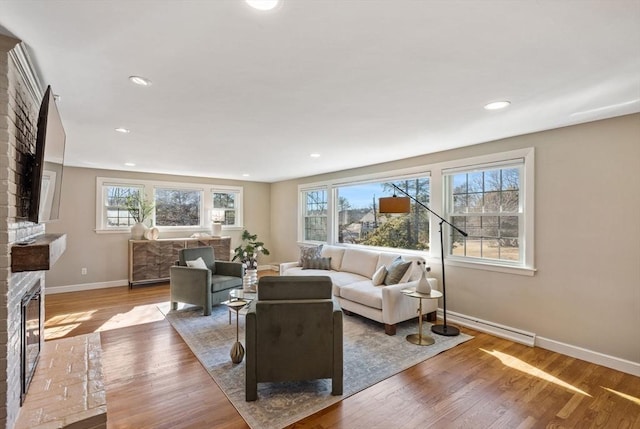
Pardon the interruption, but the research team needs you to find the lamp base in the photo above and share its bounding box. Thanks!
[431,324,460,336]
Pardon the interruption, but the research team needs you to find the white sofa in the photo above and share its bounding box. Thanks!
[280,245,437,335]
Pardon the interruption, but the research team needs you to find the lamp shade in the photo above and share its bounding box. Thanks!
[379,196,411,214]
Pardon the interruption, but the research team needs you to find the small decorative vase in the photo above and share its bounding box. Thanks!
[246,269,258,286]
[416,267,431,294]
[131,222,148,240]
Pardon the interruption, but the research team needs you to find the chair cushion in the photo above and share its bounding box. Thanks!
[210,274,242,293]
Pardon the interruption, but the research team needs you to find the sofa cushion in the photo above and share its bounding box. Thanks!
[339,280,383,310]
[302,257,332,270]
[320,245,345,271]
[372,265,387,286]
[384,258,412,285]
[340,248,380,278]
[299,244,323,266]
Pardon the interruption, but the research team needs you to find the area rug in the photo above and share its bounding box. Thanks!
[160,303,472,429]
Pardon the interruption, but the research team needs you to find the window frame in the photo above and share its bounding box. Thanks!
[95,177,244,233]
[299,186,329,244]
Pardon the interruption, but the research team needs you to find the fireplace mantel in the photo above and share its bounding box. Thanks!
[10,233,67,273]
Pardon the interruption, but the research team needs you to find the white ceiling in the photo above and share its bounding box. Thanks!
[1,0,639,183]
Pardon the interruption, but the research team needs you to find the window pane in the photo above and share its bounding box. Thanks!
[446,163,522,264]
[155,188,201,226]
[213,192,237,225]
[105,185,140,227]
[303,190,327,241]
[337,177,430,251]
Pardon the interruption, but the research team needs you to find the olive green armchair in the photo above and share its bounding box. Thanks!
[245,275,343,401]
[170,246,243,316]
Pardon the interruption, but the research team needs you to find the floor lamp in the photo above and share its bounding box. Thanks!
[379,184,467,337]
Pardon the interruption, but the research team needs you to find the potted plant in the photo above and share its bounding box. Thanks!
[125,193,154,239]
[233,230,270,287]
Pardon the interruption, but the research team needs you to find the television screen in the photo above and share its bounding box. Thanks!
[28,85,65,223]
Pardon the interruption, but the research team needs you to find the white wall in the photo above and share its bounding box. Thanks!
[270,114,640,367]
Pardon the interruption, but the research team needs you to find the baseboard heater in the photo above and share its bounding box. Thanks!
[439,310,536,347]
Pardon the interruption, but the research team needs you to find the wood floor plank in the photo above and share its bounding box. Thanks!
[44,278,640,429]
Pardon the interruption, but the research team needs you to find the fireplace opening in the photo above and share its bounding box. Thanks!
[21,281,41,406]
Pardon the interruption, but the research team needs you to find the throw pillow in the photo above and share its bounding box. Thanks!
[383,258,412,285]
[186,257,208,270]
[372,265,387,286]
[302,256,332,270]
[299,245,323,266]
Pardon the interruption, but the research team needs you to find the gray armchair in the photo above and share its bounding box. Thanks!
[245,275,343,401]
[170,246,243,316]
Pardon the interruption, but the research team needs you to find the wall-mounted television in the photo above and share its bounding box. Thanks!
[28,85,65,223]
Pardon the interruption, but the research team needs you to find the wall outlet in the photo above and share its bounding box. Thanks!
[81,268,87,275]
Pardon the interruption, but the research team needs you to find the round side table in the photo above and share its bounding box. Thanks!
[401,288,443,346]
[222,299,248,363]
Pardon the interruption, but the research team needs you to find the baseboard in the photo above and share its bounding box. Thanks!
[441,310,536,347]
[440,309,640,376]
[535,336,640,377]
[45,280,128,295]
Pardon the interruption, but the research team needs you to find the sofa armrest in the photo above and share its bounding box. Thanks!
[380,279,438,324]
[215,260,244,277]
[279,261,300,275]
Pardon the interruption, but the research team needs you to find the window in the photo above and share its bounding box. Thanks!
[96,177,244,232]
[336,177,430,251]
[445,161,523,264]
[213,190,239,226]
[103,184,142,227]
[302,189,328,242]
[154,188,201,227]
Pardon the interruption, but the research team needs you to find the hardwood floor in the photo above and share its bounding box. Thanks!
[45,280,640,429]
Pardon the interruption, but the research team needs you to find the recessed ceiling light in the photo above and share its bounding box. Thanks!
[242,173,251,177]
[115,127,130,133]
[310,153,321,158]
[129,75,152,86]
[124,162,136,167]
[484,101,511,110]
[246,0,279,11]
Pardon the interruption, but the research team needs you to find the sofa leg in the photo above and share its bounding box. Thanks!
[171,301,178,311]
[384,324,396,336]
[203,306,212,316]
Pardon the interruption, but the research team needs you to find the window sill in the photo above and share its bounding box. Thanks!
[95,226,243,235]
[443,258,536,276]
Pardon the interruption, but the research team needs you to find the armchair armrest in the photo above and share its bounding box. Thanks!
[169,265,212,315]
[215,260,244,277]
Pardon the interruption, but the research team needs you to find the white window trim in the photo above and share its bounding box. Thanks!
[434,147,535,276]
[95,177,243,233]
[296,149,535,276]
[298,185,330,243]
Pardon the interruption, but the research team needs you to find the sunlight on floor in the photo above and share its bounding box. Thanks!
[45,323,82,340]
[95,303,165,332]
[481,349,592,397]
[602,386,640,405]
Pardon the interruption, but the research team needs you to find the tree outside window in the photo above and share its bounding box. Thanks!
[105,185,142,227]
[303,189,327,241]
[337,177,430,251]
[155,188,201,226]
[447,166,521,262]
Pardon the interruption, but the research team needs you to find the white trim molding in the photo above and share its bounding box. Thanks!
[439,309,639,376]
[45,279,128,295]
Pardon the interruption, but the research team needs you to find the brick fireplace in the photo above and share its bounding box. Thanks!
[1,35,49,429]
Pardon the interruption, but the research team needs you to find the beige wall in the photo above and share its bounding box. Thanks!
[270,114,640,364]
[44,166,271,289]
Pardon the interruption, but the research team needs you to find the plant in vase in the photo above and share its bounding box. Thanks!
[233,230,270,290]
[125,193,155,240]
